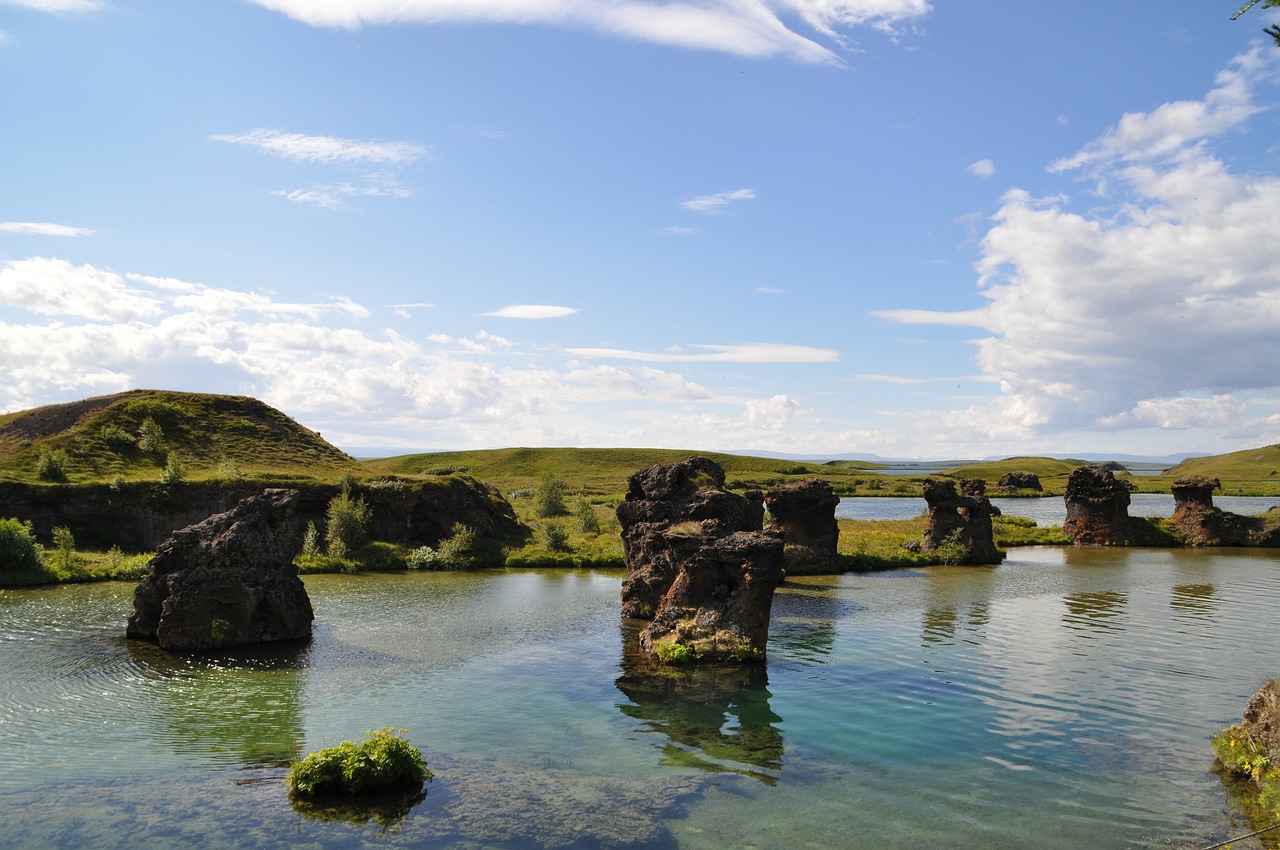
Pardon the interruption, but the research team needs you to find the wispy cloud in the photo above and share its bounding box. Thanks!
[754,286,785,294]
[852,374,928,384]
[485,304,578,319]
[681,188,756,215]
[1,0,105,10]
[966,159,995,178]
[212,129,428,166]
[565,343,838,363]
[0,221,93,237]
[243,0,931,64]
[662,225,700,235]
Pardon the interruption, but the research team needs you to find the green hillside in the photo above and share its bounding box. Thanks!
[1158,444,1280,490]
[0,390,359,484]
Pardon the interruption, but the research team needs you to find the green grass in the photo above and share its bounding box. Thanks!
[0,390,360,485]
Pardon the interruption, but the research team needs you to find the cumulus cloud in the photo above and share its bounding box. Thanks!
[967,159,995,178]
[484,304,578,319]
[681,188,756,214]
[878,48,1280,445]
[243,0,930,64]
[0,221,93,236]
[1,256,814,449]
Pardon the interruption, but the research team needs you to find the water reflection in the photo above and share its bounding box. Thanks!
[616,634,784,783]
[288,788,426,830]
[125,638,309,767]
[1171,583,1217,617]
[1062,591,1128,633]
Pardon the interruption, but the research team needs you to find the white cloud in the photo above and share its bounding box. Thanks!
[755,286,785,294]
[681,188,756,215]
[967,159,995,178]
[485,304,578,319]
[243,0,930,64]
[0,257,164,321]
[564,342,839,363]
[212,129,427,166]
[852,374,927,384]
[878,49,1280,443]
[0,221,93,236]
[662,225,700,235]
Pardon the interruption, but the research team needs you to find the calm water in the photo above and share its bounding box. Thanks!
[837,494,1280,524]
[3,549,1280,849]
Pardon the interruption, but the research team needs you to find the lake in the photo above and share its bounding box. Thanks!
[837,494,1280,525]
[3,547,1279,849]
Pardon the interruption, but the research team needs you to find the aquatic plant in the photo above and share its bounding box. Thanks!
[287,728,432,797]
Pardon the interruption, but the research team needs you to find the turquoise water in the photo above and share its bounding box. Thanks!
[2,548,1279,848]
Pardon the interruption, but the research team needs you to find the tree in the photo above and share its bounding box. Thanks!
[1233,0,1280,45]
[535,474,568,518]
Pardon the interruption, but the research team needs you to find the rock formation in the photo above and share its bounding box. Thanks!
[920,478,1003,565]
[764,479,840,573]
[997,471,1042,492]
[1063,466,1132,545]
[616,457,783,662]
[126,489,313,652]
[1170,476,1280,546]
[1243,680,1280,768]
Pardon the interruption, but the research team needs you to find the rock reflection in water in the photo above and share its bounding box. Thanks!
[1171,583,1217,617]
[289,787,427,830]
[1062,591,1128,633]
[125,637,309,767]
[616,635,783,783]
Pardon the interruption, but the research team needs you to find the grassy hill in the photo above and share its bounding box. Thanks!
[0,390,359,484]
[1155,444,1280,491]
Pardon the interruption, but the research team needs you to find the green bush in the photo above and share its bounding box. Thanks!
[48,526,80,574]
[542,522,571,552]
[405,546,438,569]
[655,641,696,664]
[535,474,568,518]
[574,498,601,534]
[98,423,137,450]
[287,728,432,797]
[161,456,186,485]
[136,416,166,458]
[326,483,371,559]
[300,522,322,558]
[0,518,50,579]
[36,448,69,482]
[435,524,477,569]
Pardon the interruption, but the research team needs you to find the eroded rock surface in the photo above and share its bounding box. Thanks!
[617,457,782,661]
[1171,476,1280,546]
[1063,466,1132,546]
[920,478,1003,565]
[764,479,840,573]
[1244,680,1280,768]
[997,471,1042,492]
[126,489,312,652]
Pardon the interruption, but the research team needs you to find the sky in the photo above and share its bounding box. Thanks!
[3,0,1280,459]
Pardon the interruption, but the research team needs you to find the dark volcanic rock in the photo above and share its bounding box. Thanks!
[764,479,840,573]
[920,478,1003,565]
[617,457,782,661]
[997,471,1042,492]
[126,489,313,652]
[1171,476,1280,547]
[1063,466,1131,546]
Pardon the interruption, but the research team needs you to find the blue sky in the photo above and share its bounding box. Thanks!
[3,0,1279,459]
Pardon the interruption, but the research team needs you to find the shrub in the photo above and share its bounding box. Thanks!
[326,483,371,559]
[405,546,438,569]
[435,524,477,569]
[300,522,322,558]
[36,448,69,482]
[933,528,971,566]
[574,498,601,534]
[161,456,186,485]
[287,728,432,797]
[217,458,244,481]
[0,518,48,577]
[136,416,166,458]
[655,641,696,664]
[98,423,137,450]
[48,526,80,574]
[535,474,568,518]
[542,522,571,552]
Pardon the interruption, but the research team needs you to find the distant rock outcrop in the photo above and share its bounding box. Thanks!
[1063,467,1132,545]
[617,457,782,662]
[920,478,1003,565]
[126,489,313,652]
[764,479,840,573]
[1171,476,1280,547]
[997,471,1042,492]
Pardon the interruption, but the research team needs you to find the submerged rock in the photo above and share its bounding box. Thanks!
[764,479,840,574]
[920,478,1003,565]
[1063,466,1131,546]
[126,489,312,652]
[617,457,783,661]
